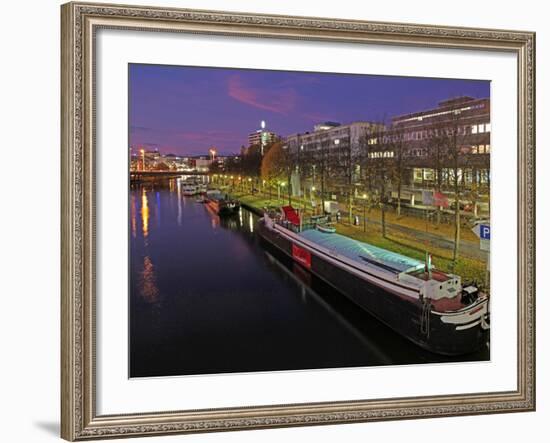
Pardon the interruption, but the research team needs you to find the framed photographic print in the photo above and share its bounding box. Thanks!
[61,1,536,440]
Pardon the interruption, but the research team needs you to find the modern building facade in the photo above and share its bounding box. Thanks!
[279,96,490,202]
[386,96,491,187]
[285,121,383,156]
[284,121,384,193]
[248,130,280,150]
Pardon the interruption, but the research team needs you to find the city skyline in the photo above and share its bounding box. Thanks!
[129,63,490,156]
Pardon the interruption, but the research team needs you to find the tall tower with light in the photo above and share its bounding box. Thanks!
[260,120,266,156]
[209,147,217,161]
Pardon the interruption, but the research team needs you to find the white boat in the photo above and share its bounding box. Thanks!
[182,184,198,196]
[316,223,336,233]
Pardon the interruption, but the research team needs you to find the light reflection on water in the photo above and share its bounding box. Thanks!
[139,255,159,303]
[130,193,137,239]
[141,188,149,239]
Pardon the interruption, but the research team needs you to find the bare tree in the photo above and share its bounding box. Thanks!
[364,125,394,237]
[312,136,331,213]
[443,112,469,264]
[426,124,447,225]
[333,135,355,223]
[386,127,405,217]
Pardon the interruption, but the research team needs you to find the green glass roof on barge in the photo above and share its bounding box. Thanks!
[299,229,426,275]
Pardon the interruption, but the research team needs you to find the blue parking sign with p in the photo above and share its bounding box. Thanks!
[480,224,490,240]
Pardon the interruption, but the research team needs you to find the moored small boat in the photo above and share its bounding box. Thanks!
[204,190,240,216]
[181,184,198,196]
[316,223,336,234]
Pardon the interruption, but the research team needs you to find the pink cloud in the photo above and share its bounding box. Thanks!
[227,75,296,115]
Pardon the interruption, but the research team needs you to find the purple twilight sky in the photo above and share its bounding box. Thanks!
[129,63,490,156]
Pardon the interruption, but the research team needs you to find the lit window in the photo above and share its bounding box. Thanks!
[478,124,484,133]
[485,123,491,132]
[472,125,478,134]
[472,145,478,154]
[485,144,491,153]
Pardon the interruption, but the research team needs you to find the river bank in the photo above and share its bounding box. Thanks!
[229,190,488,286]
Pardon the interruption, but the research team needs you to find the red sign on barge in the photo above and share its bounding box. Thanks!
[292,244,311,269]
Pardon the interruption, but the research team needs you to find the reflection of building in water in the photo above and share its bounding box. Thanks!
[140,256,159,303]
[141,188,149,238]
[176,179,182,226]
[131,193,137,238]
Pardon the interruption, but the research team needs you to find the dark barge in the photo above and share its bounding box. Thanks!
[204,190,240,216]
[257,206,490,356]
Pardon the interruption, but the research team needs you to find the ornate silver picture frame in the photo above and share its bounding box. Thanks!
[61,2,535,440]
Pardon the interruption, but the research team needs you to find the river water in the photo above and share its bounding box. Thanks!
[130,177,488,377]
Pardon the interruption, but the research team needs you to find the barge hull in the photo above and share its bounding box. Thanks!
[258,221,488,356]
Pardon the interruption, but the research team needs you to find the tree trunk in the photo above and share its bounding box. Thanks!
[397,175,402,217]
[382,203,387,238]
[381,181,387,238]
[348,193,353,225]
[453,192,461,262]
[321,174,325,214]
[452,136,461,263]
[288,173,292,206]
[436,155,442,225]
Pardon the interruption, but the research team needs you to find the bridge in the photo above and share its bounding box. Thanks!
[130,170,209,180]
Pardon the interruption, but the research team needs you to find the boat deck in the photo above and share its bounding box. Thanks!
[298,229,426,275]
[408,268,450,282]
